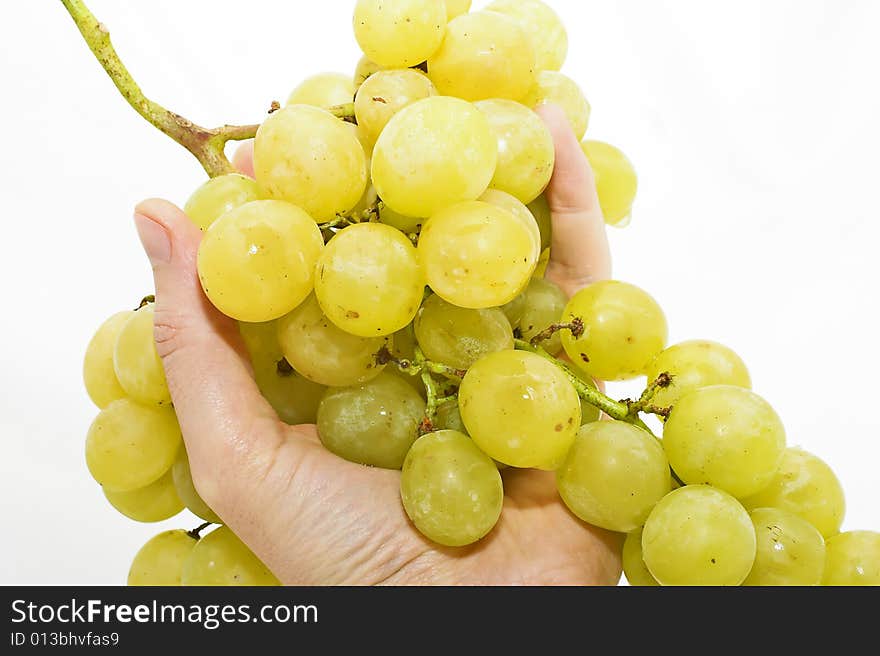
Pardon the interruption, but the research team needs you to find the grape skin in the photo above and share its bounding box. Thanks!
[485,0,568,71]
[444,0,471,19]
[622,528,659,586]
[83,310,133,409]
[181,526,279,586]
[521,71,591,140]
[354,68,436,146]
[287,72,355,108]
[518,277,567,356]
[353,0,447,69]
[104,470,183,523]
[527,193,552,251]
[128,530,197,586]
[821,531,880,585]
[479,189,542,261]
[171,448,222,524]
[580,140,638,227]
[183,173,262,232]
[113,304,170,406]
[743,507,825,586]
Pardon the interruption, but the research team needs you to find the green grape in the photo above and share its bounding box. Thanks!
[104,470,183,523]
[556,421,671,532]
[486,0,567,71]
[316,372,425,469]
[499,293,526,329]
[622,528,659,586]
[642,485,757,586]
[239,321,326,425]
[400,430,503,546]
[388,323,426,397]
[85,399,181,492]
[277,294,389,387]
[428,12,534,102]
[354,69,436,146]
[171,447,222,524]
[353,55,384,88]
[527,193,552,251]
[518,277,567,356]
[181,526,279,586]
[378,205,423,233]
[128,530,197,586]
[113,304,170,406]
[197,200,324,323]
[287,72,355,108]
[83,310,133,408]
[521,71,591,140]
[254,104,367,220]
[353,0,447,68]
[822,531,880,586]
[418,201,536,309]
[479,188,541,261]
[572,368,602,425]
[663,386,786,498]
[645,340,751,409]
[581,140,638,227]
[434,399,466,433]
[444,0,471,19]
[183,173,262,232]
[742,447,845,538]
[414,294,513,370]
[372,96,497,217]
[459,350,580,469]
[315,223,424,337]
[743,508,825,586]
[561,280,668,381]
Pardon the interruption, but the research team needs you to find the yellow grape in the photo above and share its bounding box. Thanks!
[128,530,197,586]
[622,528,659,586]
[479,189,541,261]
[499,292,526,329]
[434,399,467,434]
[534,247,550,278]
[518,277,567,356]
[561,280,668,381]
[83,310,133,408]
[277,294,389,387]
[822,531,880,586]
[287,72,355,108]
[113,304,170,406]
[444,0,471,19]
[527,193,552,251]
[418,201,536,308]
[400,430,503,546]
[743,508,825,586]
[742,447,845,538]
[103,470,183,523]
[184,173,262,231]
[556,421,671,532]
[459,350,580,469]
[353,0,447,68]
[581,140,638,227]
[353,55,384,88]
[171,447,222,524]
[85,399,181,492]
[372,96,497,217]
[181,526,280,586]
[642,485,757,586]
[428,11,535,101]
[254,104,367,220]
[521,71,591,140]
[645,340,751,409]
[354,69,436,145]
[315,223,424,337]
[379,205,424,233]
[663,386,786,498]
[197,200,324,323]
[486,0,567,71]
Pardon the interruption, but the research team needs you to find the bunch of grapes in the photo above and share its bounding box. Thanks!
[78,0,878,586]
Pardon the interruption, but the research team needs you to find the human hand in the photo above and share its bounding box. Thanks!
[132,105,619,585]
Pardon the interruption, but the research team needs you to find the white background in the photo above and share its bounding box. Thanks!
[1,0,878,585]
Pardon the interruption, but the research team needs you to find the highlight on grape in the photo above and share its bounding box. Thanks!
[66,0,879,586]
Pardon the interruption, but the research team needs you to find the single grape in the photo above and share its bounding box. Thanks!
[459,350,581,469]
[434,399,467,434]
[414,294,513,370]
[663,386,785,498]
[254,104,367,220]
[428,11,535,101]
[581,140,638,227]
[277,294,389,387]
[317,372,425,469]
[183,173,262,231]
[742,447,845,538]
[642,485,757,586]
[400,430,503,547]
[527,193,552,251]
[378,205,423,234]
[171,447,222,524]
[113,304,170,406]
[534,247,550,279]
[181,526,279,586]
[83,310,133,408]
[645,340,751,409]
[444,0,471,19]
[418,201,536,309]
[287,72,355,108]
[197,200,324,323]
[128,530,197,586]
[315,223,424,337]
[521,71,591,140]
[743,508,825,586]
[85,399,181,492]
[485,0,567,71]
[372,96,497,217]
[622,528,659,586]
[499,293,526,329]
[478,189,541,261]
[561,280,668,381]
[353,55,384,88]
[354,69,436,146]
[822,531,880,585]
[104,470,183,523]
[353,0,447,68]
[557,421,671,532]
[518,277,567,356]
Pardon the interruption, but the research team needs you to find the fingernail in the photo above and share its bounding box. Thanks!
[134,212,172,263]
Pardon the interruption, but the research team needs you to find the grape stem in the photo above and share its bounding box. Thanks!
[624,372,674,418]
[186,522,213,541]
[414,346,445,434]
[529,318,585,347]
